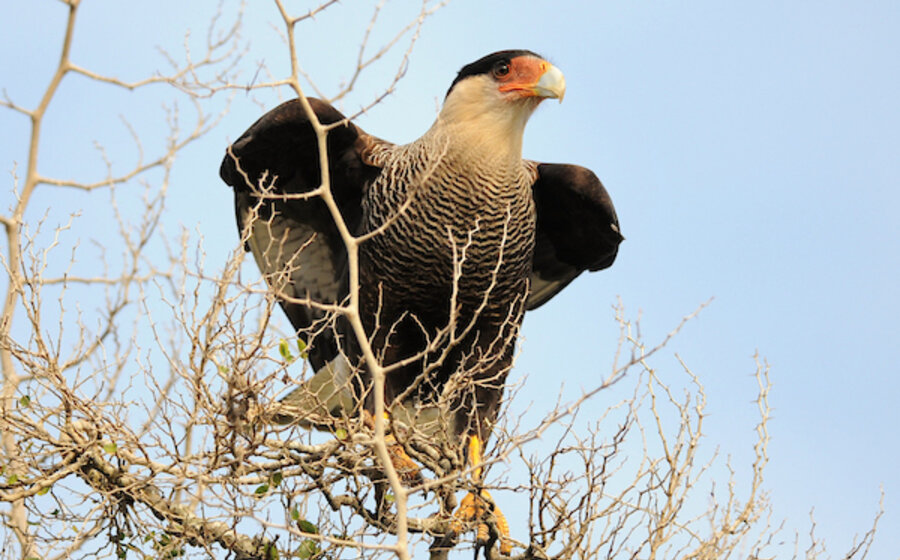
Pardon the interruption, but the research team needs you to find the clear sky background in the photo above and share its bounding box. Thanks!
[2,0,898,557]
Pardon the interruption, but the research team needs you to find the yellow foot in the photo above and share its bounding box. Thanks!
[385,433,423,486]
[364,410,423,486]
[450,489,512,555]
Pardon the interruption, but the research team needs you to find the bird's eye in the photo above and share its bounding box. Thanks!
[492,62,510,78]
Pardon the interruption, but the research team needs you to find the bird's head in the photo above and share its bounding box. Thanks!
[446,50,566,103]
[435,50,566,159]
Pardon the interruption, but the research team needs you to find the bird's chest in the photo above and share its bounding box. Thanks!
[360,157,536,311]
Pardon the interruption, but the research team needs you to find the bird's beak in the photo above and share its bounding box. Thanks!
[498,58,567,103]
[533,62,566,102]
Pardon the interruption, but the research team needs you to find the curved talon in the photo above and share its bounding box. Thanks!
[450,489,512,555]
[447,434,513,554]
[385,433,423,486]
[364,410,423,486]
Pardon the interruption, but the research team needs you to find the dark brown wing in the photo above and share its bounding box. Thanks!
[219,98,384,369]
[527,163,623,310]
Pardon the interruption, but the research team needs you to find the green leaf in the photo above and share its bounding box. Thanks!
[296,338,308,359]
[7,474,18,484]
[103,442,118,454]
[254,483,270,495]
[296,519,318,534]
[271,471,283,487]
[334,428,348,440]
[264,541,280,560]
[278,339,294,362]
[384,493,395,503]
[37,485,51,496]
[295,539,320,559]
[19,395,30,407]
[290,508,300,521]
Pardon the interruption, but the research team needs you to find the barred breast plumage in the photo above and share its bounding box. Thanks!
[361,133,538,322]
[353,132,539,419]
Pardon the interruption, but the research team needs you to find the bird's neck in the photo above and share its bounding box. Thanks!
[425,97,539,168]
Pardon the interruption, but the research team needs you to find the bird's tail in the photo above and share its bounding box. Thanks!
[270,355,356,428]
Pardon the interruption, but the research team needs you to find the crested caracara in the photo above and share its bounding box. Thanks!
[220,50,622,554]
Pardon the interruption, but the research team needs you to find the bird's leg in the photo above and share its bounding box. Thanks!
[363,410,423,486]
[450,435,512,555]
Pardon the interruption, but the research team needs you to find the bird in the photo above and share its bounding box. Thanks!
[219,50,622,554]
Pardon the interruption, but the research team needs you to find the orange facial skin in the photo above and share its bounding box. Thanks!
[497,56,551,97]
[495,55,566,103]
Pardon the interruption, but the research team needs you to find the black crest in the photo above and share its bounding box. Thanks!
[446,49,542,97]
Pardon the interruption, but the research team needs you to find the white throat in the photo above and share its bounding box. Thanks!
[427,75,541,165]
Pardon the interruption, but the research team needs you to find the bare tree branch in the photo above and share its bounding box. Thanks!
[0,2,884,559]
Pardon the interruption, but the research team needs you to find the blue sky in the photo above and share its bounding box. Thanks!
[2,0,898,556]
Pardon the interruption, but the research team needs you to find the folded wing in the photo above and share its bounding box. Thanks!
[528,163,623,310]
[219,98,384,369]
